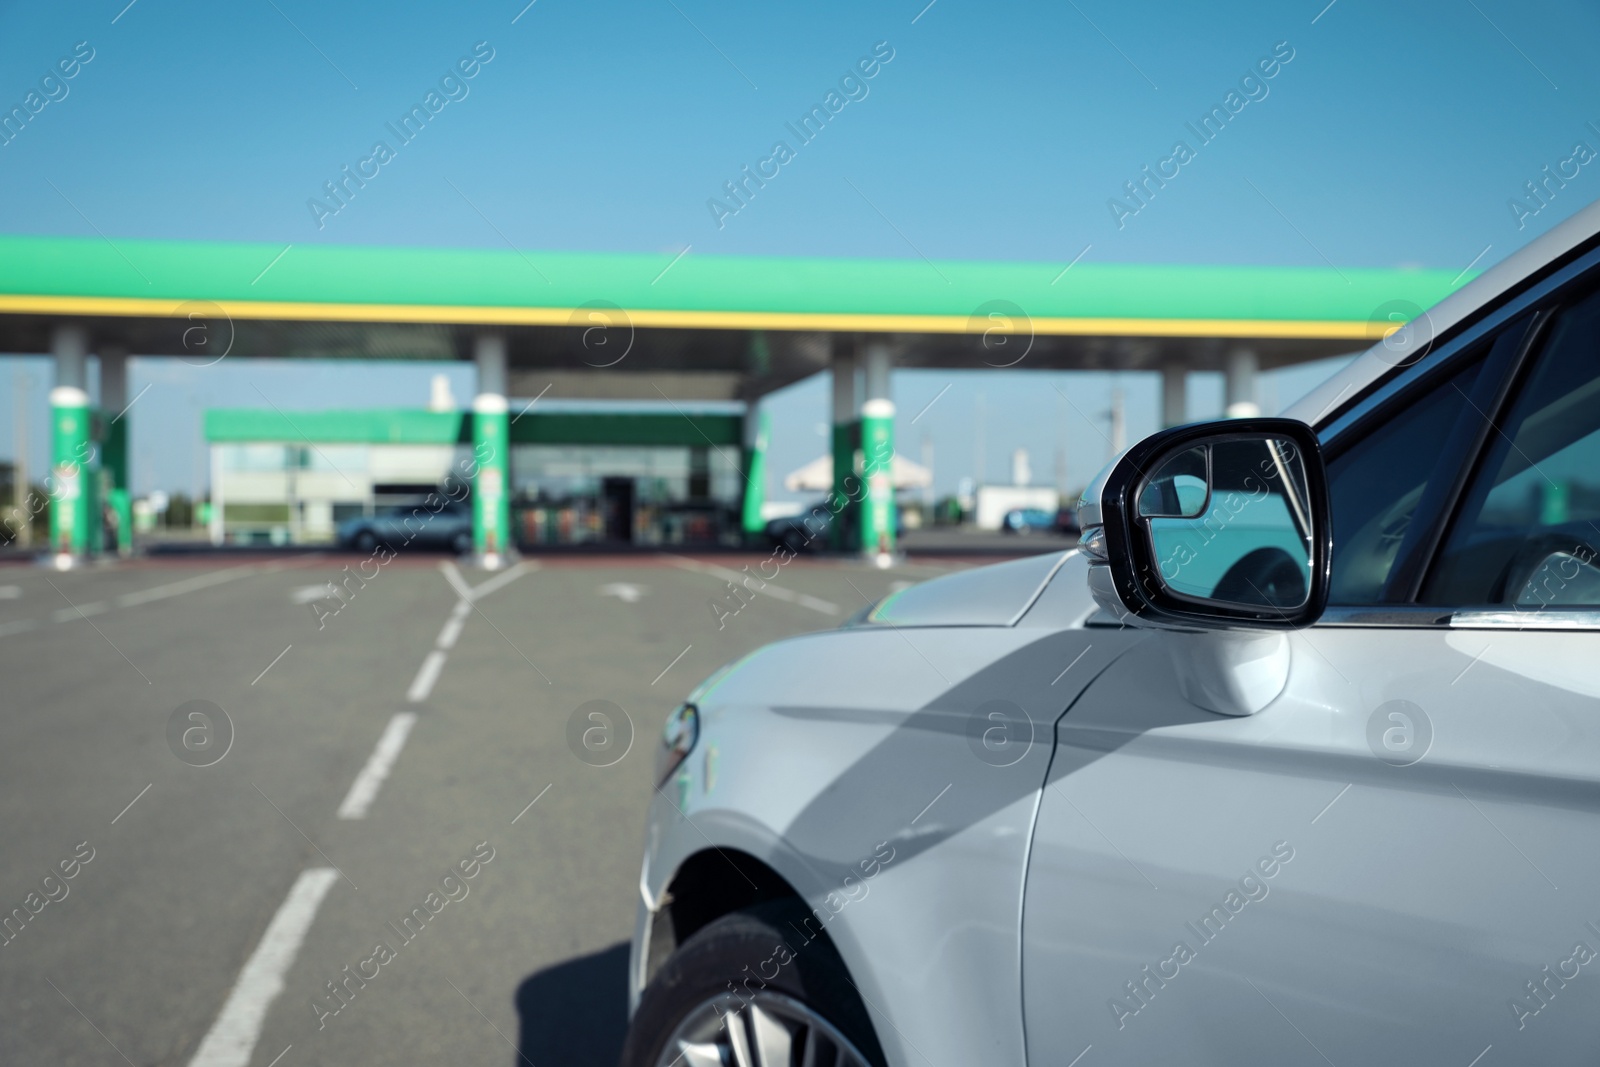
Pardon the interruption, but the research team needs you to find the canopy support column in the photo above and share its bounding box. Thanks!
[50,324,92,564]
[473,333,511,568]
[860,341,895,563]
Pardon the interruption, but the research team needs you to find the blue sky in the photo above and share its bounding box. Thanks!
[1,0,1598,498]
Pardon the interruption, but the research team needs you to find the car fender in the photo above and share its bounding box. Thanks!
[636,594,1141,1067]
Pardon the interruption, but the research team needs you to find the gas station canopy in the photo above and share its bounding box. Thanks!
[0,233,1467,398]
[1,231,1472,560]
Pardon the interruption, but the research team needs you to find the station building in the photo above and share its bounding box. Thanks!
[205,402,748,547]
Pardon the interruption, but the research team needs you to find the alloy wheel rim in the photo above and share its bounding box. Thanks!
[653,989,873,1067]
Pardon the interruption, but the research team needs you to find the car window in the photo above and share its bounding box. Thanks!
[1426,288,1600,607]
[1326,357,1484,603]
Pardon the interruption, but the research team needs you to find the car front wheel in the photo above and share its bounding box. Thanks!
[620,902,884,1067]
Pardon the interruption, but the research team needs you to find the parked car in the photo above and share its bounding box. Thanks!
[765,502,901,554]
[335,497,473,554]
[1000,506,1056,533]
[622,199,1600,1067]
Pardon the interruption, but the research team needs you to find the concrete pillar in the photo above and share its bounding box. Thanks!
[829,339,858,551]
[1224,348,1261,419]
[859,341,895,560]
[100,347,133,556]
[50,325,93,561]
[740,400,768,541]
[472,333,511,566]
[1108,386,1126,458]
[1160,363,1187,428]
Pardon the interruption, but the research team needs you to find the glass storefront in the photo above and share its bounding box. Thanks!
[511,444,743,546]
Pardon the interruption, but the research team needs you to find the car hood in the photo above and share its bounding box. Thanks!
[856,550,1091,628]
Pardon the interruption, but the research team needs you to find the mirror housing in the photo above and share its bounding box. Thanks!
[1080,418,1331,630]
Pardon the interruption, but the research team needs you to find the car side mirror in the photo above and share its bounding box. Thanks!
[1079,418,1331,630]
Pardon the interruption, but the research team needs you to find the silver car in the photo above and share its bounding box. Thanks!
[624,200,1600,1067]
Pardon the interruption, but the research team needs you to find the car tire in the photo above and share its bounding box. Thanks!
[354,530,377,553]
[620,901,886,1067]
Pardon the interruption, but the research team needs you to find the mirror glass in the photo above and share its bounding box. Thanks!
[1141,436,1313,610]
[1139,446,1209,517]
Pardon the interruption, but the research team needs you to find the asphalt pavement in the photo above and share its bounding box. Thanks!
[0,547,1021,1067]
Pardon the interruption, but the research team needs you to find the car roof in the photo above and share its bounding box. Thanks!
[1283,197,1600,429]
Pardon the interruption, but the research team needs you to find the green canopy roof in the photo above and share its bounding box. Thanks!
[0,234,1465,337]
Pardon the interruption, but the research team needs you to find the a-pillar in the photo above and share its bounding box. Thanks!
[50,324,94,562]
[100,347,133,556]
[472,333,512,567]
[739,398,769,543]
[859,341,895,561]
[1160,363,1187,428]
[829,338,858,551]
[1224,348,1261,418]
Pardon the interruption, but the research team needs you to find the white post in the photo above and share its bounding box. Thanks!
[209,444,225,545]
[1225,348,1260,418]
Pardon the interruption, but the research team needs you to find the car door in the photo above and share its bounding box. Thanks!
[1022,266,1600,1065]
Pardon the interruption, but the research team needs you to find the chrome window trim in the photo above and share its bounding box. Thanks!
[1317,605,1600,631]
[1449,610,1600,631]
[1317,242,1600,442]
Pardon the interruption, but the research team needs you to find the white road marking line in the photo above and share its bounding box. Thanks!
[1466,1044,1492,1067]
[111,783,152,824]
[407,650,447,703]
[0,619,38,637]
[0,584,20,599]
[599,582,646,603]
[54,602,107,622]
[439,560,476,601]
[667,557,839,615]
[264,1045,293,1067]
[186,868,339,1067]
[468,560,533,601]
[511,782,553,824]
[290,584,334,604]
[439,558,533,603]
[336,712,419,819]
[251,645,293,686]
[116,564,264,608]
[1066,1044,1092,1067]
[342,564,529,822]
[436,613,466,650]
